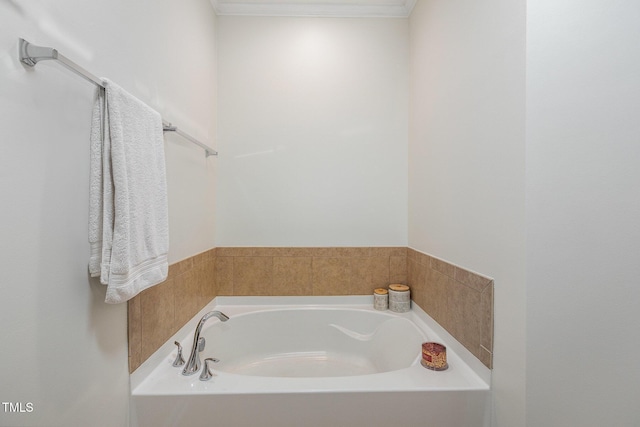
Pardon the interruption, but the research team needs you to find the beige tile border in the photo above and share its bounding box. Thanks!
[129,246,493,372]
[407,248,494,369]
[216,247,407,296]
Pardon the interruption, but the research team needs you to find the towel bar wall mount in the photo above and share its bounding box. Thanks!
[18,38,218,158]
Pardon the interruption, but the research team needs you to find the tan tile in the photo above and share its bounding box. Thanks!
[390,256,407,284]
[370,256,391,289]
[127,295,142,373]
[350,257,388,294]
[215,257,234,295]
[416,251,432,267]
[407,258,427,292]
[312,257,351,295]
[445,280,482,360]
[215,247,236,257]
[393,247,408,257]
[174,269,202,328]
[351,258,371,294]
[140,279,176,362]
[216,247,278,257]
[422,268,452,326]
[257,247,287,257]
[311,247,342,257]
[168,257,193,279]
[454,267,492,292]
[339,247,372,257]
[272,257,313,295]
[233,257,273,295]
[407,248,431,266]
[128,296,142,356]
[407,258,427,312]
[202,256,217,302]
[371,247,407,258]
[245,247,280,257]
[191,250,211,266]
[192,260,214,309]
[480,282,494,352]
[431,257,455,278]
[227,247,251,257]
[256,247,287,257]
[187,256,216,307]
[305,247,368,258]
[277,247,317,257]
[370,247,390,258]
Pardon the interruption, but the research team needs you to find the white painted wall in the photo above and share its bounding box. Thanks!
[526,1,640,425]
[0,0,217,425]
[410,0,640,426]
[216,16,408,247]
[408,1,526,426]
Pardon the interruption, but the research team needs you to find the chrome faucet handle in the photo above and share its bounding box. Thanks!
[199,358,219,381]
[172,341,185,367]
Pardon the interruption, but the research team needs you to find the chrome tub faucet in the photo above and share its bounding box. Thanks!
[182,310,229,376]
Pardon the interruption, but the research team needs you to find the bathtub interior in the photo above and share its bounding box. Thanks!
[205,308,426,377]
[131,296,491,396]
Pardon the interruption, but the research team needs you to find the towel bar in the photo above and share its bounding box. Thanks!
[18,38,218,158]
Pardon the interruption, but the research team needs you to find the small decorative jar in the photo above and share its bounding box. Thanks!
[421,342,448,371]
[373,288,388,310]
[388,284,411,313]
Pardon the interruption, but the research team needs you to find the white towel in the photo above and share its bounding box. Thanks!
[89,79,169,304]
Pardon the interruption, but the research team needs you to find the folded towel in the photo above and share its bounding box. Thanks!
[89,79,169,304]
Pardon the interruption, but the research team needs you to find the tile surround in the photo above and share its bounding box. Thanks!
[127,249,216,373]
[128,246,493,372]
[407,248,494,368]
[215,247,407,296]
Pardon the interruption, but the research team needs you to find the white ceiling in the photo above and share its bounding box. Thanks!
[210,0,417,17]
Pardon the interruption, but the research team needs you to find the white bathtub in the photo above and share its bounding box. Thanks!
[131,296,491,427]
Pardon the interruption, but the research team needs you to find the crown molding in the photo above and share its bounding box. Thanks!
[210,0,416,18]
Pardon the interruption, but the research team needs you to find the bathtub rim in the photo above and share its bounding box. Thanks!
[131,295,490,392]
